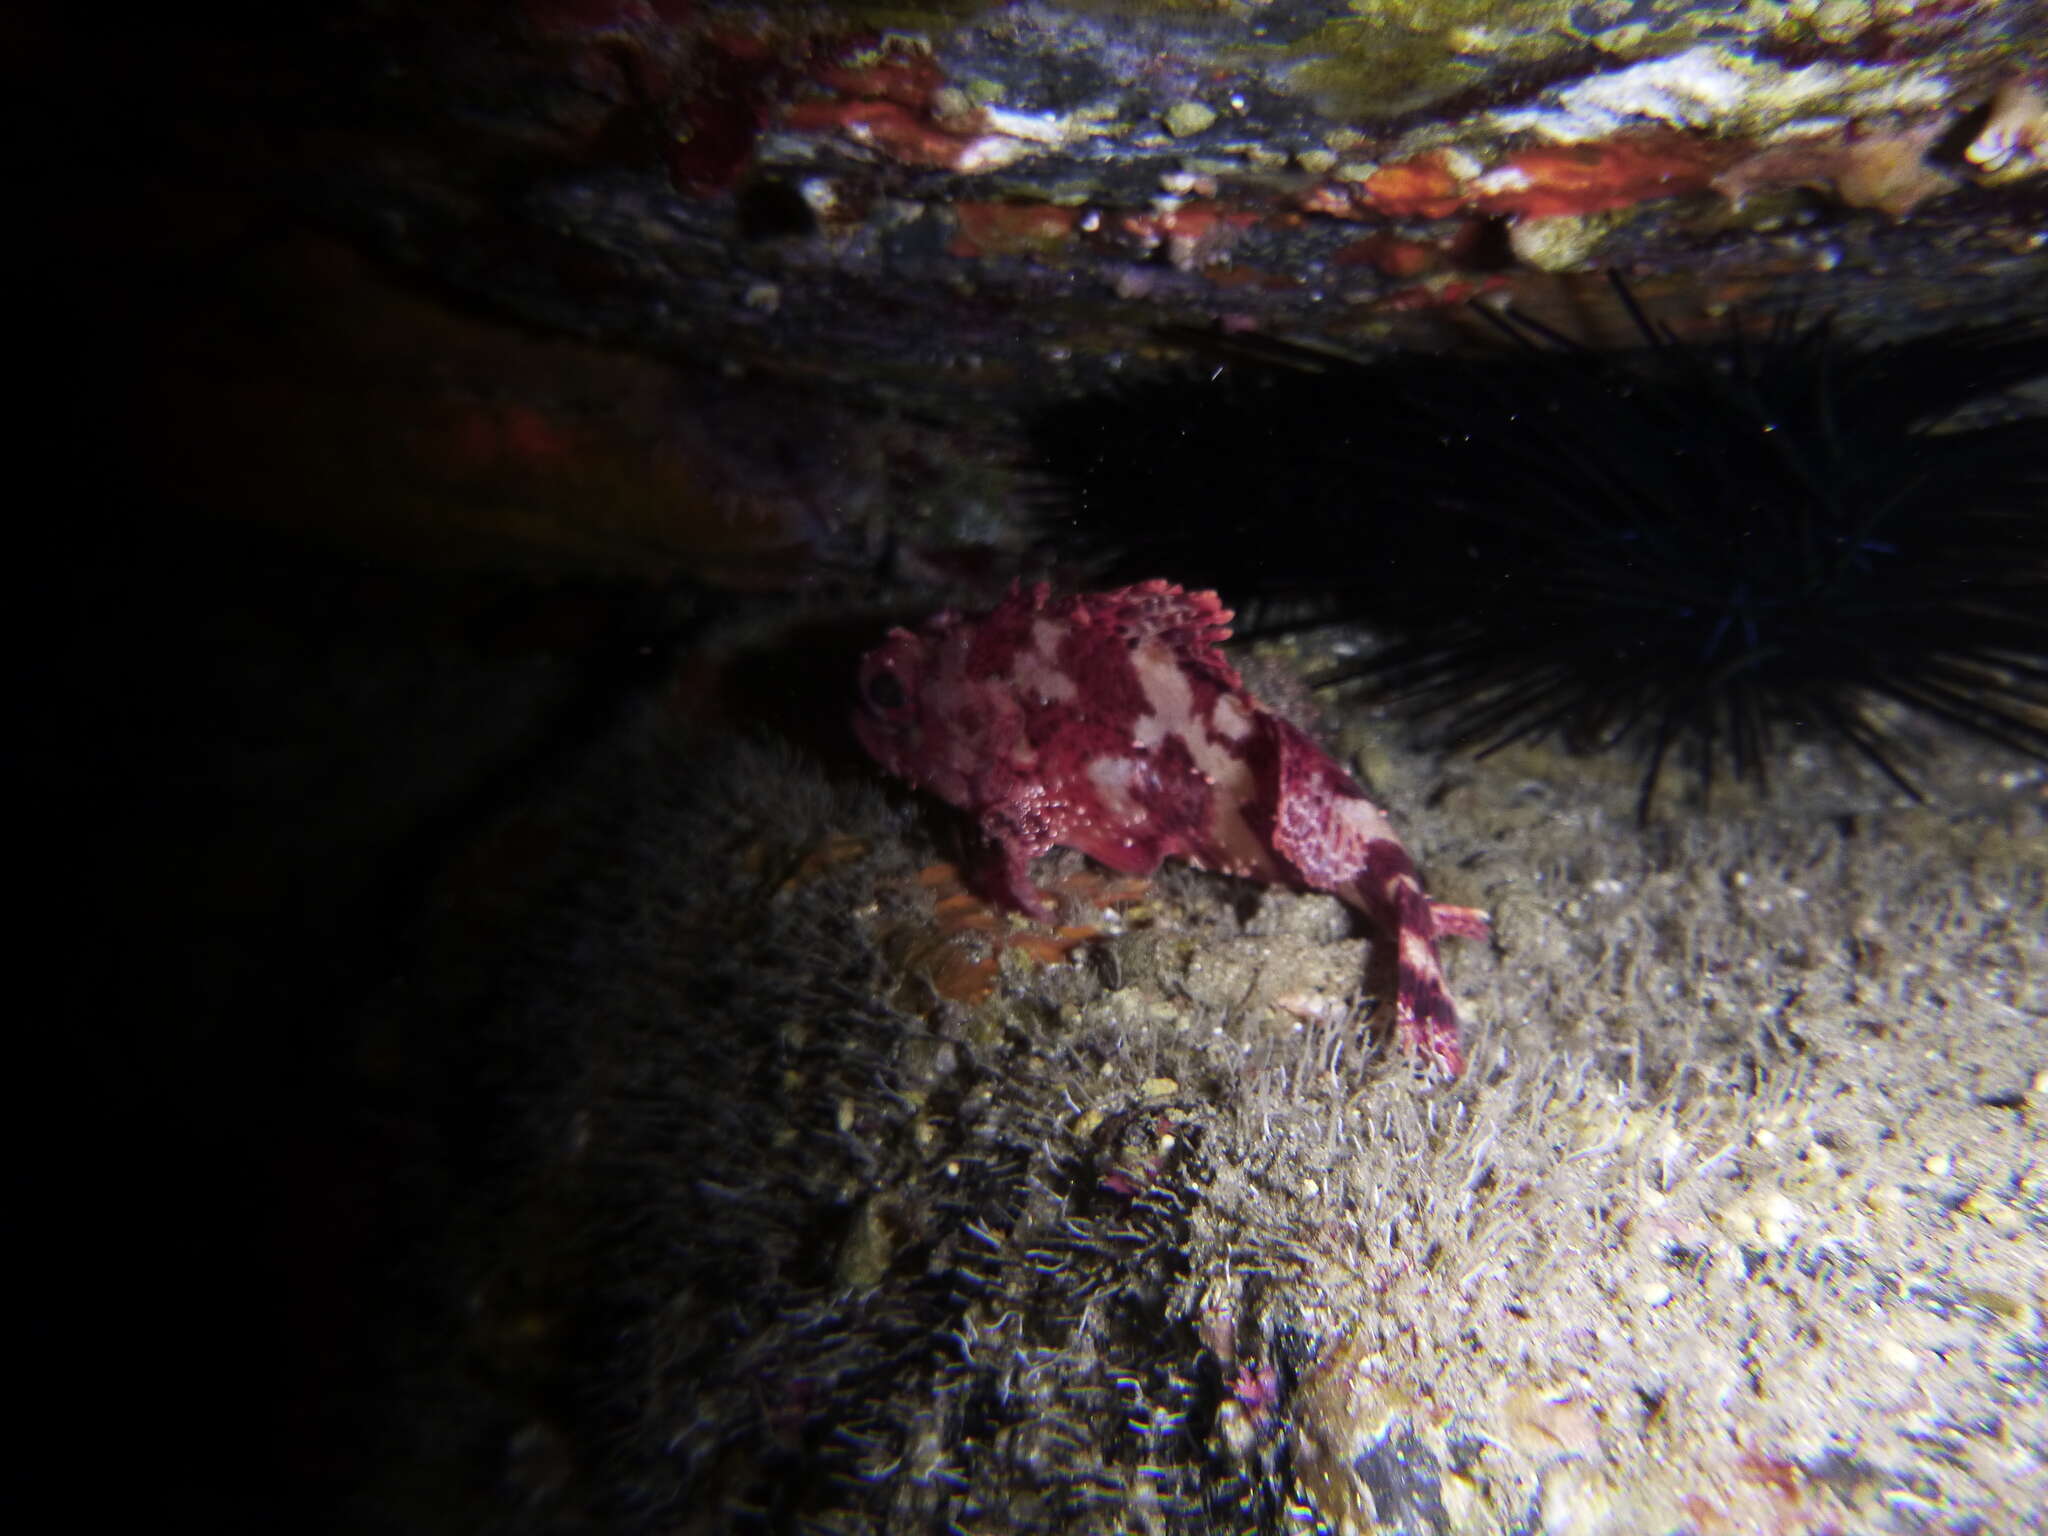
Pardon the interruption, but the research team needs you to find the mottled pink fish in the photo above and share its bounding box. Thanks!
[854,580,1488,1077]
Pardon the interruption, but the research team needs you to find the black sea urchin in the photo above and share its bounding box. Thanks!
[1037,282,2048,816]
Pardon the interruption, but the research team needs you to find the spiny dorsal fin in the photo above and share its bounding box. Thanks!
[1067,579,1239,687]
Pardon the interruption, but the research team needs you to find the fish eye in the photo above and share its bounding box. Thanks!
[864,668,907,713]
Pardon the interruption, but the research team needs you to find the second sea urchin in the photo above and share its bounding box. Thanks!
[1038,282,2048,816]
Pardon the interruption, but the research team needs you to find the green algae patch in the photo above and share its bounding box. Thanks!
[1274,0,1582,121]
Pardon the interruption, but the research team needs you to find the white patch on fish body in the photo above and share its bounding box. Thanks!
[1331,795,1401,851]
[1086,755,1146,823]
[1211,692,1253,741]
[1012,621,1078,704]
[1129,638,1273,877]
[1399,927,1438,974]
